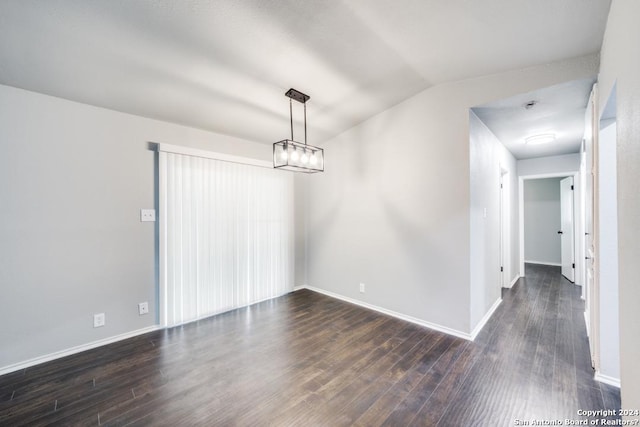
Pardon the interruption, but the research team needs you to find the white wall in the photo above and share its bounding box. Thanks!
[598,119,620,382]
[0,84,271,371]
[469,111,517,330]
[523,178,563,265]
[517,153,581,176]
[598,0,640,409]
[304,55,597,336]
[293,175,309,287]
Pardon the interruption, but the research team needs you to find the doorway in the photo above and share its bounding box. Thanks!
[592,83,620,385]
[519,173,579,279]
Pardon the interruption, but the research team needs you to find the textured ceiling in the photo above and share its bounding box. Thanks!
[473,78,595,160]
[0,0,611,145]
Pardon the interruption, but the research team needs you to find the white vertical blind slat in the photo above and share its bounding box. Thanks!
[160,152,293,327]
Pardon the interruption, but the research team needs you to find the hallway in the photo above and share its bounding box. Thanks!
[447,263,621,424]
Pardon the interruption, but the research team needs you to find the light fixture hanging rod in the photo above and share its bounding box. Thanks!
[290,98,294,141]
[285,88,310,145]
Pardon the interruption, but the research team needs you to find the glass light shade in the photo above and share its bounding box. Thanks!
[525,133,556,145]
[273,140,324,173]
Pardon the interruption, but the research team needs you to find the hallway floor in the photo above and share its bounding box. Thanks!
[449,263,621,425]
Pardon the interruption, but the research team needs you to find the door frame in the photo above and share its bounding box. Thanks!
[560,176,576,282]
[499,166,510,287]
[518,171,582,279]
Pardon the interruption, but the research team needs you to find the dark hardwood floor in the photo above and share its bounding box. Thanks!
[0,264,620,426]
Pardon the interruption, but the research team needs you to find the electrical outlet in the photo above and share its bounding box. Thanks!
[138,302,149,315]
[359,283,365,293]
[93,313,105,328]
[140,209,156,222]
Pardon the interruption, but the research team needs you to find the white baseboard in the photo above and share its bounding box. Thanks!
[471,298,502,340]
[584,311,590,337]
[296,285,473,341]
[504,275,521,289]
[0,325,161,376]
[524,260,562,267]
[595,372,621,388]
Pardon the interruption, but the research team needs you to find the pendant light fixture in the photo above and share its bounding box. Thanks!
[273,88,324,173]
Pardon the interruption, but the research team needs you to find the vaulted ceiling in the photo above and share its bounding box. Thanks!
[0,1,611,147]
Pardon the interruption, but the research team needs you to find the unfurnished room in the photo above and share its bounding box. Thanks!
[1,1,639,426]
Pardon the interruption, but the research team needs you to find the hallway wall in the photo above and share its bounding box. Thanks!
[469,111,517,330]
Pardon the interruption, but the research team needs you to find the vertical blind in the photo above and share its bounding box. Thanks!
[159,146,293,327]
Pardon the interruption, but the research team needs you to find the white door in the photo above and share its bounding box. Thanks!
[560,177,575,282]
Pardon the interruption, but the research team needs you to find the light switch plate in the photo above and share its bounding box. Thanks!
[140,209,156,222]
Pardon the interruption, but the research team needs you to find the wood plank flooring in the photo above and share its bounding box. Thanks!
[0,264,620,426]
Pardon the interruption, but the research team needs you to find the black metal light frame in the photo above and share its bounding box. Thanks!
[273,88,324,173]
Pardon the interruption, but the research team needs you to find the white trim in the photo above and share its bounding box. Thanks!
[471,298,502,340]
[519,171,579,180]
[524,260,562,267]
[594,372,620,388]
[519,177,524,276]
[504,275,520,289]
[0,326,161,376]
[519,171,580,277]
[584,310,590,337]
[499,166,510,289]
[156,142,272,169]
[297,285,473,341]
[291,286,502,342]
[158,150,167,327]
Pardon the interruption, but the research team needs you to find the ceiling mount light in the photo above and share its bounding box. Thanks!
[525,133,556,145]
[273,88,324,173]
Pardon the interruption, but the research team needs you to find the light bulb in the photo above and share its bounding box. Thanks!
[301,151,309,164]
[310,153,318,165]
[290,149,299,161]
[280,148,288,160]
